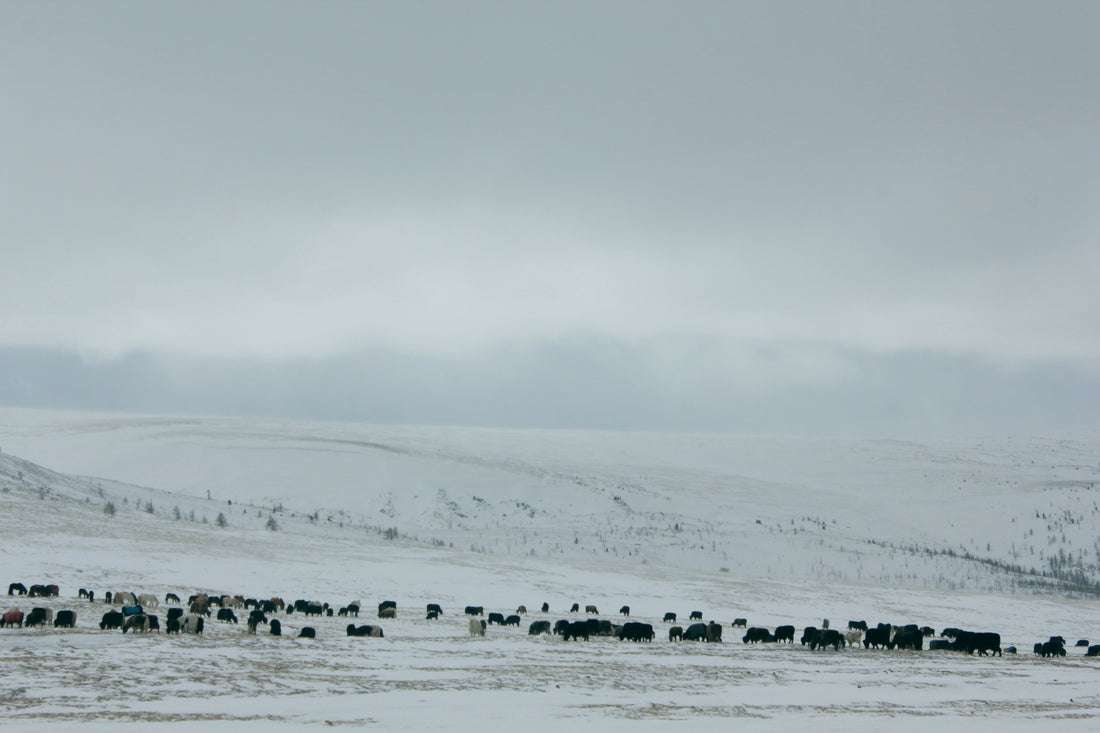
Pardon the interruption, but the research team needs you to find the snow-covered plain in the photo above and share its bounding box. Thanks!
[1,408,1098,730]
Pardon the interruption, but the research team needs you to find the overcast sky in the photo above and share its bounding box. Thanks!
[2,2,1098,437]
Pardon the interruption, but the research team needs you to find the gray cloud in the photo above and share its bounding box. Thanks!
[1,2,1098,434]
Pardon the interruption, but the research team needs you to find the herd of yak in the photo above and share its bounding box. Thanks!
[4,581,1097,660]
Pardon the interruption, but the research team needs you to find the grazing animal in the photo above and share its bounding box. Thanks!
[619,622,654,642]
[247,610,268,632]
[732,618,747,628]
[562,621,590,641]
[79,588,90,599]
[99,611,123,629]
[181,614,205,634]
[122,614,150,633]
[619,605,630,616]
[553,620,571,636]
[1075,639,1089,647]
[541,602,549,613]
[469,619,486,637]
[669,626,683,641]
[347,624,383,637]
[2,610,25,627]
[166,618,181,634]
[516,605,527,615]
[54,610,77,628]
[25,607,52,627]
[960,631,1002,656]
[269,619,282,635]
[801,626,818,646]
[585,605,598,614]
[1086,645,1100,657]
[689,611,703,621]
[488,612,506,626]
[8,582,27,596]
[115,592,137,605]
[848,620,868,631]
[167,607,184,622]
[464,606,484,616]
[345,603,361,617]
[888,629,923,651]
[138,594,159,608]
[503,615,521,627]
[423,603,443,617]
[682,623,708,641]
[810,629,846,650]
[663,612,677,623]
[743,627,774,644]
[377,600,397,616]
[844,629,863,647]
[216,608,238,624]
[146,615,160,633]
[529,620,552,635]
[298,627,316,638]
[104,591,113,604]
[706,621,723,642]
[929,639,952,650]
[1039,637,1066,657]
[570,603,580,613]
[1005,646,1017,654]
[304,603,323,617]
[86,590,95,602]
[774,625,795,644]
[426,610,439,620]
[863,626,892,649]
[166,593,180,604]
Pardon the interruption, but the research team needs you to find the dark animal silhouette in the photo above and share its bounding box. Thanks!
[54,610,77,628]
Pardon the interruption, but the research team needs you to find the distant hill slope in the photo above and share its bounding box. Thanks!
[0,408,1097,596]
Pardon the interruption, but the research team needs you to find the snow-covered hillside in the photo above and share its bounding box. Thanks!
[1,407,1097,597]
[3,420,1100,731]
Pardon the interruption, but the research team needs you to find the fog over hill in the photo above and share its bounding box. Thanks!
[2,408,1097,598]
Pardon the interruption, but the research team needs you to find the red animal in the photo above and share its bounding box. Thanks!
[2,610,24,627]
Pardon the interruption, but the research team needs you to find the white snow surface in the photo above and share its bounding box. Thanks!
[0,407,1098,730]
